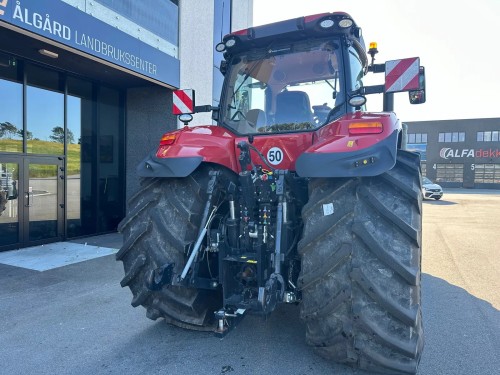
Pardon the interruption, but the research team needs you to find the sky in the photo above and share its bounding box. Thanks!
[252,0,500,122]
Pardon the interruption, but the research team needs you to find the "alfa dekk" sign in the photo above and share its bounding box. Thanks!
[440,148,500,159]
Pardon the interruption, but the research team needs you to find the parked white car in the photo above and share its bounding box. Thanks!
[422,177,443,200]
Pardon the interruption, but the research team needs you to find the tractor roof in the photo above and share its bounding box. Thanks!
[220,12,364,56]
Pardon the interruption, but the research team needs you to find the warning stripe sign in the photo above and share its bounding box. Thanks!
[385,57,420,93]
[173,89,195,114]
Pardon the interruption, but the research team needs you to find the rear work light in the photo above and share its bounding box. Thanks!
[348,122,383,135]
[160,134,177,145]
[225,38,236,48]
[338,18,353,28]
[319,19,334,29]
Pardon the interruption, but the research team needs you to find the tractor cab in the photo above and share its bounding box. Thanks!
[211,12,425,136]
[220,38,345,134]
[216,13,360,135]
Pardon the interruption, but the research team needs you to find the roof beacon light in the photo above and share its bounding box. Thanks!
[368,42,379,66]
[338,18,353,28]
[319,19,334,29]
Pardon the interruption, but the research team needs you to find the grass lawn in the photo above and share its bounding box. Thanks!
[0,139,81,177]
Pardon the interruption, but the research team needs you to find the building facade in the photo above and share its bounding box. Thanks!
[406,118,500,189]
[0,0,252,251]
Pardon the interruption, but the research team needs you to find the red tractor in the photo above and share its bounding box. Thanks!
[117,12,425,374]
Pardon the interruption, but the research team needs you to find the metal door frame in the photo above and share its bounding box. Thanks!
[0,154,65,251]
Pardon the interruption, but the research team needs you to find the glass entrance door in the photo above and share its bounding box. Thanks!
[0,156,64,250]
[0,158,20,248]
[26,157,64,242]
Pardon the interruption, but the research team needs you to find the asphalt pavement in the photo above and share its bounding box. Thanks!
[0,191,499,375]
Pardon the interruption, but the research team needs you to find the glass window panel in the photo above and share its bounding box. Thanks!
[0,79,23,153]
[477,132,483,141]
[26,86,64,155]
[484,131,491,142]
[422,133,427,143]
[452,132,458,142]
[349,46,364,91]
[28,163,58,241]
[438,133,444,142]
[26,65,64,155]
[26,64,62,91]
[459,132,465,142]
[408,133,415,143]
[415,133,421,143]
[67,77,94,237]
[492,131,499,142]
[445,132,452,142]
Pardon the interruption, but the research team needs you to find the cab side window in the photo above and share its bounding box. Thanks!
[348,46,364,91]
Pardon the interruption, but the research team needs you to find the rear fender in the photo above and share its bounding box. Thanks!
[296,112,401,177]
[137,126,239,177]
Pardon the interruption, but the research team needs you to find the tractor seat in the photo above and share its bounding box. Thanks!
[274,91,312,125]
[246,108,267,128]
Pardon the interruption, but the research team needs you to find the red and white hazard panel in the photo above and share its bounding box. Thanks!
[385,58,420,93]
[172,89,195,114]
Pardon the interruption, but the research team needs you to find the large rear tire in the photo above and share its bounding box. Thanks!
[116,165,230,331]
[298,150,424,374]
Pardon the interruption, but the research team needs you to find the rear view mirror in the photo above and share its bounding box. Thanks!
[409,66,426,104]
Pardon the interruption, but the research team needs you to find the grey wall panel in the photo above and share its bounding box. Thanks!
[125,87,176,204]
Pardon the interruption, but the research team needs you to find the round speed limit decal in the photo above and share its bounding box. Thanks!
[267,147,284,165]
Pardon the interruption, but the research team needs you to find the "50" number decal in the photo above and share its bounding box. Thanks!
[267,147,284,165]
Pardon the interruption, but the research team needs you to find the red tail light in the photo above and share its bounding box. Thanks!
[160,133,177,145]
[348,122,383,135]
